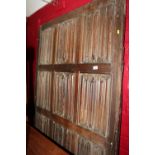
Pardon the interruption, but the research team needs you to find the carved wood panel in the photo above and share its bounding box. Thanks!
[35,0,126,154]
[77,73,111,137]
[78,4,114,63]
[54,18,79,64]
[36,71,52,111]
[50,120,108,155]
[35,111,50,136]
[52,72,76,122]
[38,28,55,64]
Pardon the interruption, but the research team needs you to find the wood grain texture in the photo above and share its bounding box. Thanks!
[52,72,76,122]
[39,2,114,65]
[36,71,52,111]
[36,107,110,148]
[38,28,55,65]
[35,111,51,137]
[77,73,111,137]
[35,0,126,154]
[38,63,111,73]
[54,18,78,64]
[78,4,114,64]
[50,120,109,155]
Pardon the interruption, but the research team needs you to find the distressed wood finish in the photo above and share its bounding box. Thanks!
[35,0,126,154]
[38,63,111,73]
[77,73,112,137]
[52,72,76,122]
[38,28,55,65]
[36,71,52,111]
[54,18,79,64]
[50,120,110,155]
[35,111,51,137]
[78,4,114,64]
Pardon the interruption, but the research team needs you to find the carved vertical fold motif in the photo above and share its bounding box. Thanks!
[52,72,76,122]
[36,71,52,111]
[76,135,106,155]
[77,73,111,137]
[35,0,125,154]
[79,4,114,63]
[50,120,76,153]
[35,112,50,136]
[54,18,78,64]
[50,120,107,155]
[51,120,65,146]
[39,27,55,64]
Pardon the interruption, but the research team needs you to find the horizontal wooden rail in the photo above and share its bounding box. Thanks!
[38,63,111,73]
[36,107,111,148]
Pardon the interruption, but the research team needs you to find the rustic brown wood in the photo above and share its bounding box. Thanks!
[36,107,111,147]
[109,1,126,154]
[35,0,126,154]
[27,124,69,155]
[38,64,111,73]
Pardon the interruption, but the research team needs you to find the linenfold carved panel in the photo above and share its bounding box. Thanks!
[35,112,50,136]
[36,71,52,111]
[39,4,114,65]
[54,18,79,64]
[35,0,125,154]
[77,73,111,137]
[79,5,114,63]
[52,72,76,122]
[38,27,55,64]
[76,136,106,155]
[50,120,107,155]
[51,120,76,153]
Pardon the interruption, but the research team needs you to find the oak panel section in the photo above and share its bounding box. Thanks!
[78,4,114,64]
[38,27,55,65]
[54,18,79,64]
[35,0,126,154]
[36,107,110,148]
[52,72,76,122]
[50,120,110,155]
[77,73,112,137]
[35,111,50,137]
[39,1,114,65]
[36,71,52,111]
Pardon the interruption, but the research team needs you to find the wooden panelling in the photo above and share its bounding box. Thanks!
[52,72,76,122]
[51,120,76,153]
[54,18,79,64]
[77,73,111,137]
[50,120,109,155]
[35,112,50,136]
[79,4,114,64]
[35,0,126,154]
[38,28,55,64]
[36,107,110,148]
[76,135,108,155]
[36,71,52,111]
[38,2,115,65]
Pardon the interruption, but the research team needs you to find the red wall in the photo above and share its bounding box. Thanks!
[119,0,129,154]
[26,0,129,154]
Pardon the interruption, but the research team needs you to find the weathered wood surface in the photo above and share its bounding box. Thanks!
[35,0,126,154]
